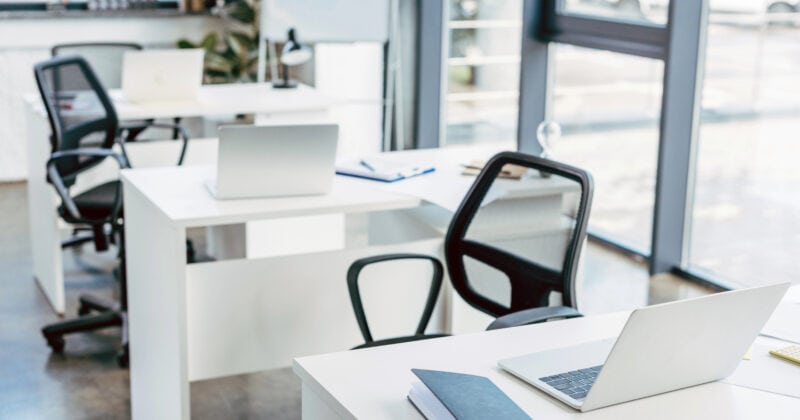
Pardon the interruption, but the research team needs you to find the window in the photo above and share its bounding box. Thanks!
[550,45,663,251]
[444,0,524,146]
[688,10,800,287]
[559,0,669,25]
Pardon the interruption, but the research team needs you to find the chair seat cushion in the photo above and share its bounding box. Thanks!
[58,180,122,222]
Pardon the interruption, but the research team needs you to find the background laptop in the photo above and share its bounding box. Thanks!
[121,49,204,102]
[499,282,789,412]
[206,124,339,200]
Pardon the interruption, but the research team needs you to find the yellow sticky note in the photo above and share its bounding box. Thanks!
[742,347,752,361]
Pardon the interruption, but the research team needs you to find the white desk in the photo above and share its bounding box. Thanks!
[25,83,334,314]
[294,309,800,420]
[120,147,578,419]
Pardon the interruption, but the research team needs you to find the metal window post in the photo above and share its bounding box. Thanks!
[650,0,709,274]
[517,0,551,154]
[415,0,446,149]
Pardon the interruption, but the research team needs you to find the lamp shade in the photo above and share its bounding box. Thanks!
[280,28,312,66]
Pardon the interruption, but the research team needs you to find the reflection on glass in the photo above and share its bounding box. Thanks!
[550,45,663,251]
[689,11,800,287]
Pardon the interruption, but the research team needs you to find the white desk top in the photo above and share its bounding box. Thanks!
[120,164,421,227]
[25,82,335,121]
[110,83,335,120]
[119,145,579,228]
[294,309,800,420]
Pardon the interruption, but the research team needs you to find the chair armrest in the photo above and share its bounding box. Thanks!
[138,122,191,166]
[486,306,582,331]
[46,148,128,222]
[347,253,444,344]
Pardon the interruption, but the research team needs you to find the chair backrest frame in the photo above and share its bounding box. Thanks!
[33,55,120,183]
[444,151,594,318]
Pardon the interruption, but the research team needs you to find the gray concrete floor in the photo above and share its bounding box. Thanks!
[0,181,710,419]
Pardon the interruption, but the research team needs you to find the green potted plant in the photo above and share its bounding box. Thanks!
[178,0,260,84]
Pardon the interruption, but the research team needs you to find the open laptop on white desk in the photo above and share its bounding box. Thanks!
[499,282,789,412]
[206,123,339,200]
[121,49,204,102]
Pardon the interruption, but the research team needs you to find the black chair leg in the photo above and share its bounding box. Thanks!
[77,294,116,315]
[42,311,123,353]
[61,234,95,249]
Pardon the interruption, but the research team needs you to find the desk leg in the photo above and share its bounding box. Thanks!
[206,223,247,260]
[26,106,65,314]
[125,185,190,420]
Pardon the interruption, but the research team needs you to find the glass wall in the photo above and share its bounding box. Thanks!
[550,45,663,251]
[439,0,800,288]
[444,0,523,146]
[443,0,665,251]
[559,0,669,24]
[689,10,800,287]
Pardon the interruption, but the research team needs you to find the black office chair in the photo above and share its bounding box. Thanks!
[347,151,594,348]
[50,44,190,251]
[34,56,130,365]
[34,56,192,367]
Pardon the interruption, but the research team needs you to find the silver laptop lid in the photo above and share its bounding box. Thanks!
[121,49,204,102]
[498,282,789,412]
[215,123,339,199]
[582,282,789,411]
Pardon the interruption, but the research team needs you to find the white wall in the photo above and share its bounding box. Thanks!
[314,43,385,159]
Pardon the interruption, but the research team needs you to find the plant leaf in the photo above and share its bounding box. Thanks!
[225,0,255,24]
[230,31,256,51]
[226,33,244,57]
[176,39,196,49]
[205,51,233,74]
[199,32,218,51]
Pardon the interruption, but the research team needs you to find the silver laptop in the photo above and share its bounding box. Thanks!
[206,124,339,200]
[121,49,204,102]
[499,282,789,412]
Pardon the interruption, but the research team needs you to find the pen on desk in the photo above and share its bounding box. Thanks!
[359,159,376,172]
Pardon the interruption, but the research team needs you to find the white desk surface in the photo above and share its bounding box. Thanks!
[120,164,421,227]
[119,145,578,228]
[25,82,335,120]
[294,310,800,420]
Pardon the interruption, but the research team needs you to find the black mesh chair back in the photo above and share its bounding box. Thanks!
[52,43,142,89]
[34,56,119,187]
[445,151,593,322]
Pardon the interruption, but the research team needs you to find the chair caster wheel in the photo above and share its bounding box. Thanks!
[117,347,129,368]
[45,335,65,353]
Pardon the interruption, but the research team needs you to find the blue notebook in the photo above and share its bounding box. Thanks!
[408,369,530,420]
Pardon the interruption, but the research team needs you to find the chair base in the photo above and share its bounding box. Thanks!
[42,294,129,368]
[61,233,95,249]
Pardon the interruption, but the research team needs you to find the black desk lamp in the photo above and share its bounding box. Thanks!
[273,28,312,89]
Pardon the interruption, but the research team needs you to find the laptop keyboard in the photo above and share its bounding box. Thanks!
[539,365,603,401]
